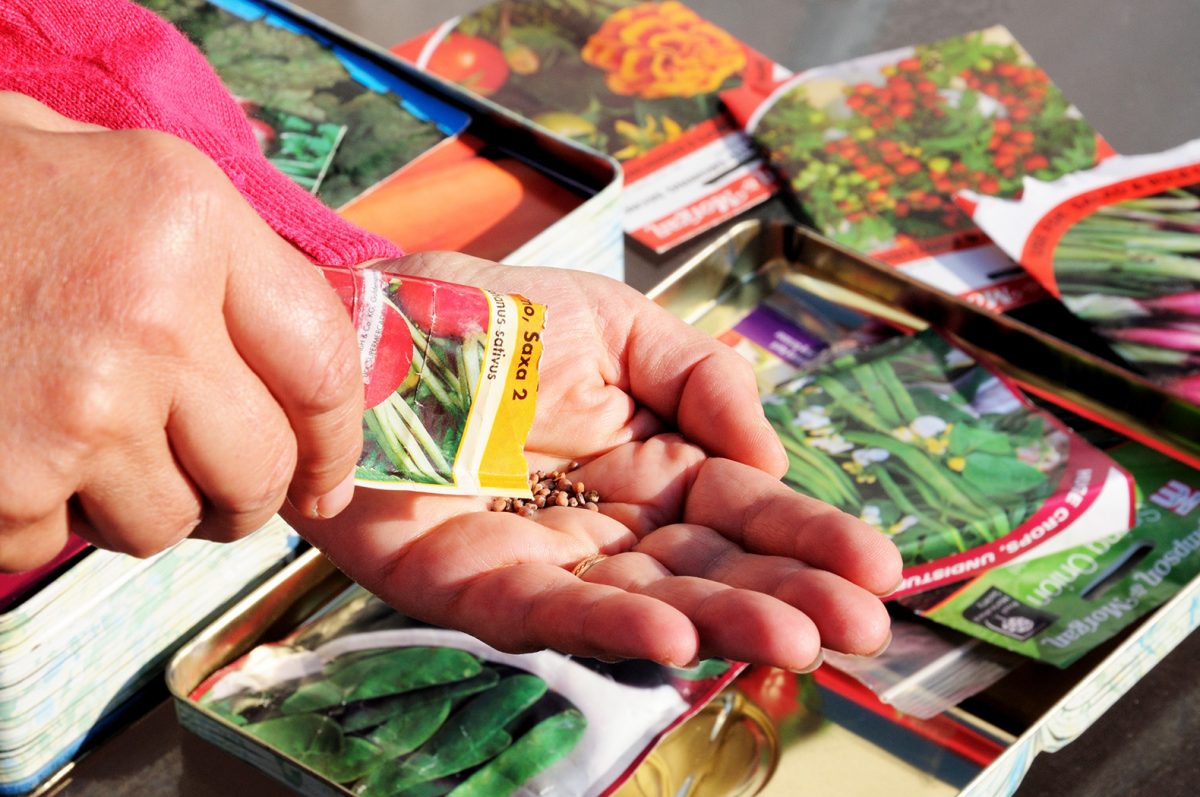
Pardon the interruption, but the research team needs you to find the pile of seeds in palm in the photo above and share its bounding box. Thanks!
[489,463,601,517]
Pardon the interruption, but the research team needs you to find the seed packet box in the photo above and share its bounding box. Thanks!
[649,219,1200,797]
[0,520,297,795]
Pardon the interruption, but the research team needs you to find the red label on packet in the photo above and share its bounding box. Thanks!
[320,267,544,497]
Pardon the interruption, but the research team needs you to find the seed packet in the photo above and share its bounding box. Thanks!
[763,330,1134,598]
[719,282,897,392]
[392,0,786,253]
[959,138,1200,401]
[722,26,1109,311]
[322,267,544,497]
[911,442,1200,668]
[822,617,1023,720]
[140,0,470,208]
[239,100,347,195]
[191,586,738,797]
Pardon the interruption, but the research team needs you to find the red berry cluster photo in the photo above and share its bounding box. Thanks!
[754,29,1099,252]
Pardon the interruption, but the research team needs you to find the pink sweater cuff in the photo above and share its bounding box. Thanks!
[0,0,402,266]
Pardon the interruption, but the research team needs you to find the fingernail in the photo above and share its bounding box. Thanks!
[866,631,893,658]
[877,576,905,598]
[314,470,356,519]
[789,650,824,674]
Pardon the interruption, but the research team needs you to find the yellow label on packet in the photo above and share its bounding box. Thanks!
[478,295,545,494]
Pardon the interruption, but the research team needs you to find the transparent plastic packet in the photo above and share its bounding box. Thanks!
[321,266,544,496]
[189,584,739,797]
[823,617,1023,720]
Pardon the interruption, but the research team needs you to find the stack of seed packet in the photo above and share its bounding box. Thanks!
[722,26,1111,311]
[392,0,789,253]
[0,520,297,795]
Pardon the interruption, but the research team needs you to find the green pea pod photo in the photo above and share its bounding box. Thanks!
[764,330,1137,599]
[191,616,723,797]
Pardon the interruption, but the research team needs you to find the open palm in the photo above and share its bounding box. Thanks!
[288,253,901,671]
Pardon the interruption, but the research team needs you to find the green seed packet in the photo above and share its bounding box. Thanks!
[192,586,738,796]
[914,442,1200,668]
[243,103,346,194]
[764,330,1135,599]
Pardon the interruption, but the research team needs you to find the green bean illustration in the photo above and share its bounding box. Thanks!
[367,698,453,758]
[839,431,992,521]
[282,648,482,714]
[354,675,548,797]
[340,670,501,733]
[814,375,894,433]
[851,366,902,428]
[872,361,920,422]
[446,710,587,797]
[779,436,860,505]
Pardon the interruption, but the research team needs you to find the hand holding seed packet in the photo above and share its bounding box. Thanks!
[290,252,902,672]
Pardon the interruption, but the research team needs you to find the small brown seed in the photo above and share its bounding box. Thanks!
[568,497,578,507]
[534,495,546,508]
[556,477,571,491]
[513,499,525,510]
[489,498,507,512]
[585,501,599,512]
[569,461,580,470]
[573,481,586,495]
[519,504,538,519]
[584,490,600,503]
[554,492,569,507]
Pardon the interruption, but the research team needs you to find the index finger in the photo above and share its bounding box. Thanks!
[621,295,787,476]
[224,234,364,520]
[684,458,904,596]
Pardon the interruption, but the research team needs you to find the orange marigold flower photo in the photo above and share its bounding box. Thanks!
[581,1,746,99]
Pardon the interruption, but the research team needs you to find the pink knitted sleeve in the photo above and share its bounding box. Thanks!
[0,0,401,266]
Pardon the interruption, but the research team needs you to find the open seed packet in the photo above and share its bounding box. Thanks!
[191,586,737,797]
[763,330,1134,598]
[959,138,1200,401]
[322,267,544,497]
[909,442,1200,668]
[722,26,1108,311]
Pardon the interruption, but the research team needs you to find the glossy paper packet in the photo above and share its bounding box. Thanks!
[321,267,544,496]
[960,138,1200,401]
[763,330,1135,598]
[912,442,1200,667]
[722,26,1107,311]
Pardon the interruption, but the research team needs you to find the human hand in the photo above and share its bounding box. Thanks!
[289,252,902,671]
[0,93,364,570]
